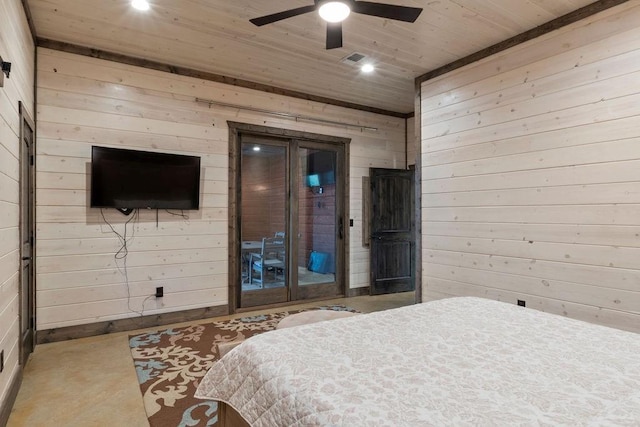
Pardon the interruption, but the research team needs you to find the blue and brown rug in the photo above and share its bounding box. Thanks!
[129,305,355,427]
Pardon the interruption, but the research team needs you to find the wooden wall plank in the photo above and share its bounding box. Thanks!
[420,2,640,332]
[424,139,640,180]
[36,249,224,274]
[424,182,640,207]
[36,221,226,239]
[0,174,19,205]
[424,248,638,292]
[37,235,226,256]
[424,205,640,226]
[424,222,640,248]
[426,234,640,270]
[37,275,223,304]
[37,261,227,290]
[423,159,640,193]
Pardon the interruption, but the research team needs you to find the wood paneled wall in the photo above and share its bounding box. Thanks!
[300,184,337,269]
[407,116,416,167]
[241,155,286,241]
[36,48,406,329]
[420,2,640,332]
[0,0,34,413]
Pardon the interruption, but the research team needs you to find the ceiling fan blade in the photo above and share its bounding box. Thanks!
[326,22,343,49]
[352,1,422,22]
[250,5,317,26]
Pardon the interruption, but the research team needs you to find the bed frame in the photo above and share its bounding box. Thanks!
[218,402,251,427]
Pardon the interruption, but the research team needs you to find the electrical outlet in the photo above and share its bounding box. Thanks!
[155,287,164,298]
[1,349,4,373]
[517,300,526,307]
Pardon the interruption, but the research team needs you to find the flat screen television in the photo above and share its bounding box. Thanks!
[306,151,336,186]
[91,146,201,210]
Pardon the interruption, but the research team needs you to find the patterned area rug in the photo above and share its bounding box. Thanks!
[129,305,355,427]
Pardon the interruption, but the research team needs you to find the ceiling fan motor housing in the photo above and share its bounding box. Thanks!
[251,1,423,50]
[315,0,355,6]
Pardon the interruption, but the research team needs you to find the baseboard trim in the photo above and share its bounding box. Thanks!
[0,370,22,427]
[36,305,229,344]
[347,287,370,297]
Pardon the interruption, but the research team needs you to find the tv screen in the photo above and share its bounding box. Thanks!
[306,151,336,186]
[91,146,201,209]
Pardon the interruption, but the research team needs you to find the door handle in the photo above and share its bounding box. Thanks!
[339,217,344,240]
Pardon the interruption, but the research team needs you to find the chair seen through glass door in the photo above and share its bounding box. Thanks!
[240,143,288,297]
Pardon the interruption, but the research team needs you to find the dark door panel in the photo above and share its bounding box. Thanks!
[370,168,415,295]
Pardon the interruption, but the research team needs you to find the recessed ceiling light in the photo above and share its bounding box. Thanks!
[319,1,351,23]
[361,63,375,73]
[253,146,261,152]
[131,0,150,11]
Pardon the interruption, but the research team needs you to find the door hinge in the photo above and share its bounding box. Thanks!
[30,155,34,166]
[30,317,35,329]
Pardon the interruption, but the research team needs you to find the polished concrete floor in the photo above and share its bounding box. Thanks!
[8,292,416,427]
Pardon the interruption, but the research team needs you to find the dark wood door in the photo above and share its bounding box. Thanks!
[19,102,35,365]
[370,168,415,295]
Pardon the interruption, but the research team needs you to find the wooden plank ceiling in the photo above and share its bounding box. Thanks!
[27,0,595,114]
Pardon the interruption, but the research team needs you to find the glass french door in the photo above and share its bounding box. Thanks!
[237,134,344,308]
[292,144,341,301]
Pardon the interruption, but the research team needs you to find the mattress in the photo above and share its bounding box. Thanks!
[195,297,640,426]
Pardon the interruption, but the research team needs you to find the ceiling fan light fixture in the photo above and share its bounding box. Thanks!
[319,1,351,23]
[131,0,150,11]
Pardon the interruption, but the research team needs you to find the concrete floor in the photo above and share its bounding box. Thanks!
[8,292,416,427]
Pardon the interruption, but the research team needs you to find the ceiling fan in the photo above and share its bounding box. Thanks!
[250,0,423,50]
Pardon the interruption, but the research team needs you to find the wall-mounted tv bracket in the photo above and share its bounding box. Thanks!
[0,55,11,88]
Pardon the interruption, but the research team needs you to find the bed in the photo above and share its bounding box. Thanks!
[195,297,640,426]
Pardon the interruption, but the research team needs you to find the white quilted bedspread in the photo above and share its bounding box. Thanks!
[195,297,640,426]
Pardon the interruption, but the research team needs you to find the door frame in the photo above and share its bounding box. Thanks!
[227,122,350,313]
[18,101,36,365]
